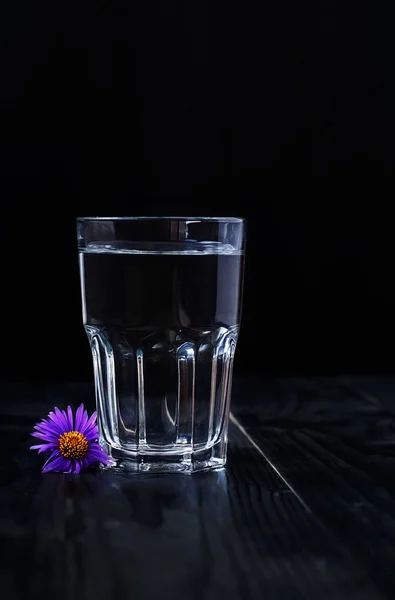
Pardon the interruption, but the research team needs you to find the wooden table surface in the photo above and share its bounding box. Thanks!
[1,377,395,600]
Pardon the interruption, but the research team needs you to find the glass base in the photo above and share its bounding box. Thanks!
[100,440,227,474]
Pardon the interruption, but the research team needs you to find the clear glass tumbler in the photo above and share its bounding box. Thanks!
[77,216,246,473]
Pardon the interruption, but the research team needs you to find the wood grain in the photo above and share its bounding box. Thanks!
[1,379,394,599]
[231,377,395,599]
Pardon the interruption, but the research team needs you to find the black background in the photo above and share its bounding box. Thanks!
[1,2,394,382]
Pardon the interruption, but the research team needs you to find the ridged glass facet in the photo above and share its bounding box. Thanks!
[78,217,245,473]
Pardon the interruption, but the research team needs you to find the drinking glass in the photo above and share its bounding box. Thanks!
[77,216,246,473]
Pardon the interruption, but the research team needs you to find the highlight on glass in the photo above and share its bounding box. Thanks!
[77,216,246,473]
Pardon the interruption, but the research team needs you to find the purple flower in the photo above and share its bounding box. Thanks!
[30,404,111,474]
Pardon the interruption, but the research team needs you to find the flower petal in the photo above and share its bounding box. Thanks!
[61,409,71,430]
[34,421,61,437]
[79,408,89,432]
[41,449,60,470]
[42,453,69,473]
[73,461,81,474]
[84,425,99,441]
[54,407,69,432]
[34,421,58,431]
[74,404,85,431]
[30,443,58,453]
[31,430,59,443]
[46,410,66,433]
[41,452,58,472]
[47,409,68,433]
[83,410,97,433]
[87,446,111,464]
[67,406,74,431]
[34,423,56,434]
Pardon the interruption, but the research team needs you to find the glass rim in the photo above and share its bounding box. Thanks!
[77,216,245,223]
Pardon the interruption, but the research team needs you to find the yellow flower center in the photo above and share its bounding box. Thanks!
[59,431,89,460]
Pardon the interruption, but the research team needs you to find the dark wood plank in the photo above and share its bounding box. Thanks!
[232,377,395,599]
